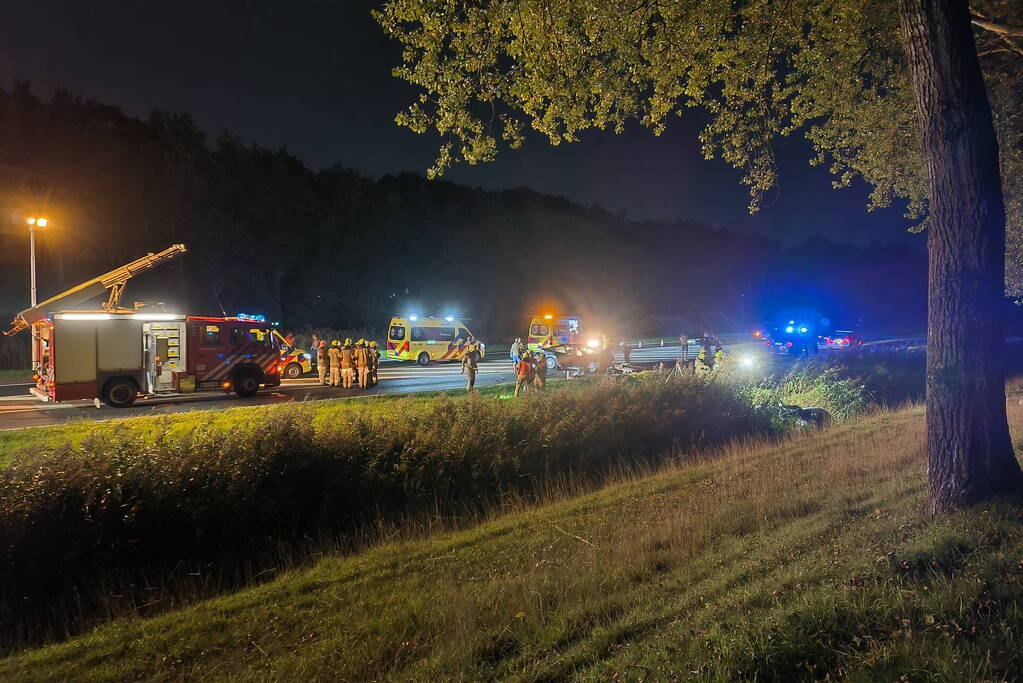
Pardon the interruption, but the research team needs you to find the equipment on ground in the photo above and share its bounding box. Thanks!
[385,316,486,366]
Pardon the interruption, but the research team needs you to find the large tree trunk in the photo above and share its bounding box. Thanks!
[900,0,1022,513]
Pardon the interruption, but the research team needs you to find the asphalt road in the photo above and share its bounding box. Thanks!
[0,344,739,431]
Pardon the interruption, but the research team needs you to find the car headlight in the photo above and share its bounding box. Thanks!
[740,356,755,368]
[586,338,599,348]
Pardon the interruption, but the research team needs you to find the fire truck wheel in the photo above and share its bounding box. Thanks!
[103,378,138,408]
[283,362,303,379]
[417,352,430,366]
[233,369,261,397]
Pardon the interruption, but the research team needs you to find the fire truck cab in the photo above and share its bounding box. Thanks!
[32,312,281,407]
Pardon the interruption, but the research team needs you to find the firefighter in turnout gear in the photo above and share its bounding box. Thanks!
[533,348,548,391]
[327,340,342,387]
[340,338,356,389]
[368,340,380,386]
[695,348,712,375]
[354,339,370,389]
[316,340,329,385]
[461,336,481,391]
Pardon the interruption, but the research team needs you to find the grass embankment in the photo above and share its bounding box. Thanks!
[6,401,1023,679]
[0,379,542,457]
[0,368,29,381]
[3,371,791,651]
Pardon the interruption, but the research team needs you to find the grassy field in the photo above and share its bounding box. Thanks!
[4,399,1023,680]
[0,368,29,380]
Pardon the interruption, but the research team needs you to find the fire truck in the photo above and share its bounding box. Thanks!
[3,245,282,407]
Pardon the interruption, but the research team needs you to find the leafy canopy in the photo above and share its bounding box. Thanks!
[376,0,1020,261]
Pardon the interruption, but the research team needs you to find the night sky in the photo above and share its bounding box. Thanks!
[2,0,922,248]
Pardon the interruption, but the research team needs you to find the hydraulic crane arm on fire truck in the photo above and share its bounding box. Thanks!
[2,243,188,336]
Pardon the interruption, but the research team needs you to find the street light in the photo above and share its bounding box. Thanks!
[25,217,48,307]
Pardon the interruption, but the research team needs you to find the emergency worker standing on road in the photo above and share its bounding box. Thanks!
[620,338,632,363]
[714,348,725,369]
[461,336,481,391]
[355,339,370,389]
[514,351,532,396]
[327,340,342,386]
[340,338,356,389]
[368,340,381,386]
[316,340,329,385]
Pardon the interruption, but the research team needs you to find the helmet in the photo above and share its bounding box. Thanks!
[318,340,326,347]
[356,338,365,346]
[344,338,353,346]
[331,340,340,347]
[369,340,378,348]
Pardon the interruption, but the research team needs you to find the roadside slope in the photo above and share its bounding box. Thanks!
[4,402,1023,680]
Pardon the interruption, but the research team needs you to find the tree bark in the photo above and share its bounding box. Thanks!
[900,0,1022,513]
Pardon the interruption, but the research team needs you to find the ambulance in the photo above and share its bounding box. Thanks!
[30,312,282,407]
[526,314,605,371]
[386,316,485,366]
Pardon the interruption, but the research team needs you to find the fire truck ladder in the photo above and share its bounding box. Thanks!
[3,243,188,336]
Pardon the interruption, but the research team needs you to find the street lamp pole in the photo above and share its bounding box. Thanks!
[26,217,48,307]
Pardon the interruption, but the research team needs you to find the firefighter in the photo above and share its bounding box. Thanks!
[354,339,370,389]
[340,338,355,389]
[714,347,726,368]
[461,336,481,391]
[316,339,329,385]
[620,337,632,363]
[327,340,342,387]
[533,348,548,391]
[368,340,381,386]
[695,348,712,375]
[514,351,532,397]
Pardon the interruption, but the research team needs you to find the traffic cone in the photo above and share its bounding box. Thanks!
[638,340,643,349]
[660,339,664,347]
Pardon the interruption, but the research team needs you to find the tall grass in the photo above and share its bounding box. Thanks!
[0,373,769,650]
[0,361,886,651]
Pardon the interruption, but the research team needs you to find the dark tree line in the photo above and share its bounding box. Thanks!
[0,82,926,358]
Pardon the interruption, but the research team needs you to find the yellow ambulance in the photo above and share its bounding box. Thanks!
[527,314,605,371]
[386,316,485,366]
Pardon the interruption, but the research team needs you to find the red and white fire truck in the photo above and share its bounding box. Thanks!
[3,245,282,408]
